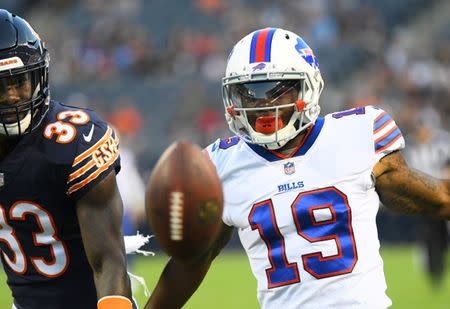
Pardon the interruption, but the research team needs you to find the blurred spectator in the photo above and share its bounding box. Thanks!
[404,106,450,287]
[196,107,228,145]
[195,0,226,16]
[108,101,147,237]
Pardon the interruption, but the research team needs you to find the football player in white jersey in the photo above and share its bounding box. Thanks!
[145,28,450,309]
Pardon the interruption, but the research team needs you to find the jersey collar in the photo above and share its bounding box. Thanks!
[246,117,325,162]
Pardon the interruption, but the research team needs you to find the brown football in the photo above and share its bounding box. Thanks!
[145,141,223,260]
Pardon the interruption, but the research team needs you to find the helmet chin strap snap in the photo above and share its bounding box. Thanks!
[295,100,305,112]
[255,116,284,134]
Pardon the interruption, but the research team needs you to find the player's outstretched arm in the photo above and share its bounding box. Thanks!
[374,151,450,219]
[76,170,133,306]
[144,224,234,309]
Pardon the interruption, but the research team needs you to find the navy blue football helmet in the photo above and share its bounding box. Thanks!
[0,9,49,136]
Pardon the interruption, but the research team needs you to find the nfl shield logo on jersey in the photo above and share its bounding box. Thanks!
[283,162,295,175]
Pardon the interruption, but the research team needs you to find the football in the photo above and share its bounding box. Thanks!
[145,141,224,261]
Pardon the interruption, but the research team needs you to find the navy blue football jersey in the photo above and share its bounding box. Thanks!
[0,101,121,309]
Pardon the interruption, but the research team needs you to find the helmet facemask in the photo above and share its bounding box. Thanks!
[0,56,49,136]
[223,73,321,150]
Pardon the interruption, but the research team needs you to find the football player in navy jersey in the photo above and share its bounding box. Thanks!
[0,9,134,309]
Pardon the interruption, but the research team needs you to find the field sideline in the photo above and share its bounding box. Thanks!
[0,246,449,308]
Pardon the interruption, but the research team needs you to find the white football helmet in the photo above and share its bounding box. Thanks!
[222,28,324,149]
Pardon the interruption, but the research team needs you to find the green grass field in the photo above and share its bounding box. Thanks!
[1,246,449,308]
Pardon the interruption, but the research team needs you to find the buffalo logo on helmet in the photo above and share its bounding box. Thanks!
[252,63,266,72]
[294,38,319,70]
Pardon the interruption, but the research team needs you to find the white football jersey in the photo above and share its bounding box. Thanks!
[204,106,405,309]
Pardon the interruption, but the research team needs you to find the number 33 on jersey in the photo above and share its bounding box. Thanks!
[204,106,404,309]
[0,101,120,303]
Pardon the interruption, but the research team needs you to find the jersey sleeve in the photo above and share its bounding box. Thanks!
[203,138,221,165]
[203,137,240,227]
[203,137,240,170]
[367,106,405,162]
[66,112,121,201]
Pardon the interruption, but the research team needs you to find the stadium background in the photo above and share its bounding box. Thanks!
[1,0,449,308]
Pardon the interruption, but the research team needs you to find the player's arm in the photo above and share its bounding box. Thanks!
[144,223,234,309]
[373,151,450,219]
[76,170,133,308]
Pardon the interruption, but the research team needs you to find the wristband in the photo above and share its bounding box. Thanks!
[98,295,133,309]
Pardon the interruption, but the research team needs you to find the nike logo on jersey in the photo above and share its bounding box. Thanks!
[278,181,304,193]
[83,124,95,142]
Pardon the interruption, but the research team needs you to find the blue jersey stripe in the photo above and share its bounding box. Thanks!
[373,114,392,132]
[375,128,402,151]
[246,141,280,161]
[247,117,325,162]
[295,117,324,156]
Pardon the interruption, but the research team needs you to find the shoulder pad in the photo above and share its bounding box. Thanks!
[40,101,121,200]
